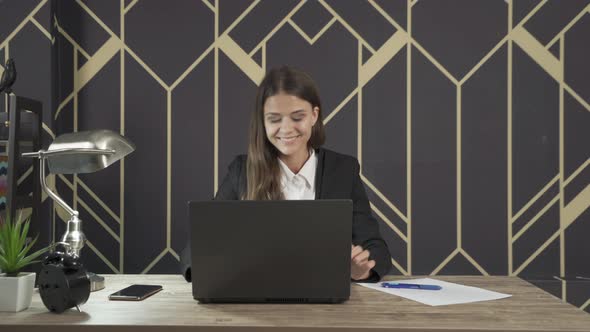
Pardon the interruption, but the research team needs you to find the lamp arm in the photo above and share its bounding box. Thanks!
[23,148,115,158]
[40,157,78,217]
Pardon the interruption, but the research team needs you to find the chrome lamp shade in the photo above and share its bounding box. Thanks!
[46,129,135,174]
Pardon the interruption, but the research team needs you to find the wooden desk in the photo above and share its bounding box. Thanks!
[1,275,589,332]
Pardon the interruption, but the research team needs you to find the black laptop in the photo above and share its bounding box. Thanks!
[189,200,352,303]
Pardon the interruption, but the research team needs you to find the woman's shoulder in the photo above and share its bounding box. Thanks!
[318,148,359,170]
[231,154,248,163]
[229,154,248,169]
[223,155,247,178]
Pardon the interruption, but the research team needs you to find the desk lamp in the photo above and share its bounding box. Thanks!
[22,129,134,312]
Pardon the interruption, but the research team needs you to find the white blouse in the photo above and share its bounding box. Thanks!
[278,149,317,200]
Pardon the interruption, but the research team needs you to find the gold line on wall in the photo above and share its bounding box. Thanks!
[323,87,358,124]
[357,40,362,172]
[167,91,172,249]
[564,84,590,113]
[361,174,408,223]
[559,35,565,279]
[431,248,460,275]
[124,46,169,90]
[170,44,215,90]
[406,0,412,275]
[459,249,489,276]
[369,0,404,32]
[76,37,122,92]
[505,19,513,276]
[214,0,219,193]
[76,0,115,41]
[170,248,180,261]
[201,0,215,13]
[0,0,47,49]
[58,174,75,190]
[456,85,462,250]
[55,24,91,59]
[511,26,562,82]
[564,159,590,186]
[248,0,306,57]
[310,17,337,44]
[511,175,559,223]
[287,14,336,46]
[16,166,33,186]
[512,195,559,243]
[287,19,314,44]
[30,17,52,41]
[77,198,121,243]
[86,239,120,273]
[515,0,548,31]
[318,0,376,53]
[508,0,545,241]
[141,248,169,274]
[370,203,408,243]
[514,230,561,275]
[261,43,266,70]
[120,0,126,272]
[459,36,508,85]
[545,4,590,50]
[55,92,74,120]
[124,0,138,14]
[359,30,407,88]
[217,35,264,84]
[73,48,79,214]
[77,178,121,224]
[564,185,590,228]
[390,257,409,276]
[42,123,56,139]
[411,40,459,85]
[220,0,260,37]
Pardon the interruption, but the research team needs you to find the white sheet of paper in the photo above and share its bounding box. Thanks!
[357,278,511,306]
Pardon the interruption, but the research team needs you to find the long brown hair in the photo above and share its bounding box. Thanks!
[245,66,325,200]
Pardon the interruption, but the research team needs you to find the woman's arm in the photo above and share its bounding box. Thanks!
[214,157,244,200]
[180,156,244,281]
[350,160,392,282]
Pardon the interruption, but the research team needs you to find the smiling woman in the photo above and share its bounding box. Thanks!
[246,67,324,201]
[180,66,392,283]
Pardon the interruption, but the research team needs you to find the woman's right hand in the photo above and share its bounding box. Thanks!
[351,244,376,280]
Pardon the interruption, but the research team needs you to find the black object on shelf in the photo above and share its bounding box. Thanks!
[0,93,42,225]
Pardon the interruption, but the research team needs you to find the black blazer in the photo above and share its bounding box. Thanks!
[180,148,392,282]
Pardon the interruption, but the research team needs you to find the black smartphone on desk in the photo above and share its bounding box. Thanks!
[108,284,162,301]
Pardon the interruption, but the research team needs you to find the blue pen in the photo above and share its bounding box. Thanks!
[381,282,442,290]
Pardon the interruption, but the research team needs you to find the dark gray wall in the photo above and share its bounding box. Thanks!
[1,0,589,312]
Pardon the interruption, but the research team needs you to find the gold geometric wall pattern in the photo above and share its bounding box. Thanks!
[1,0,589,312]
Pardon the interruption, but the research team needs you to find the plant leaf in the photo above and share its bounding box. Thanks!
[17,235,38,261]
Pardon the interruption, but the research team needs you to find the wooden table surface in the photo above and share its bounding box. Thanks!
[1,274,589,332]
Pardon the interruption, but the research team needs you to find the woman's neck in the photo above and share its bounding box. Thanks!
[279,148,311,174]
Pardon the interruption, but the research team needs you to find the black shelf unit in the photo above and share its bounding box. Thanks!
[0,93,42,225]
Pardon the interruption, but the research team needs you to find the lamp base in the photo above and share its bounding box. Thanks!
[88,272,105,292]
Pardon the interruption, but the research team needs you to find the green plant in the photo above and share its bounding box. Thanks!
[0,212,47,276]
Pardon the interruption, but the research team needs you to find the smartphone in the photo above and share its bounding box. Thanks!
[108,284,163,301]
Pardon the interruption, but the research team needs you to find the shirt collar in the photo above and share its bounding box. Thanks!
[278,149,317,189]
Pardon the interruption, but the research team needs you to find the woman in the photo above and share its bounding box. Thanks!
[181,66,391,282]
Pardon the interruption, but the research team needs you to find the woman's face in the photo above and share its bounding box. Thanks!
[263,92,319,158]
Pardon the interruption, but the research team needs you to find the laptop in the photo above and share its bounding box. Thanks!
[189,200,352,303]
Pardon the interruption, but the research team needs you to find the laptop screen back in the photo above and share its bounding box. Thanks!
[189,200,352,303]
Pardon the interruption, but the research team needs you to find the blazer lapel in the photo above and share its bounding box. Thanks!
[314,148,325,199]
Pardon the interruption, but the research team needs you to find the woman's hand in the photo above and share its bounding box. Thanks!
[351,244,376,280]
